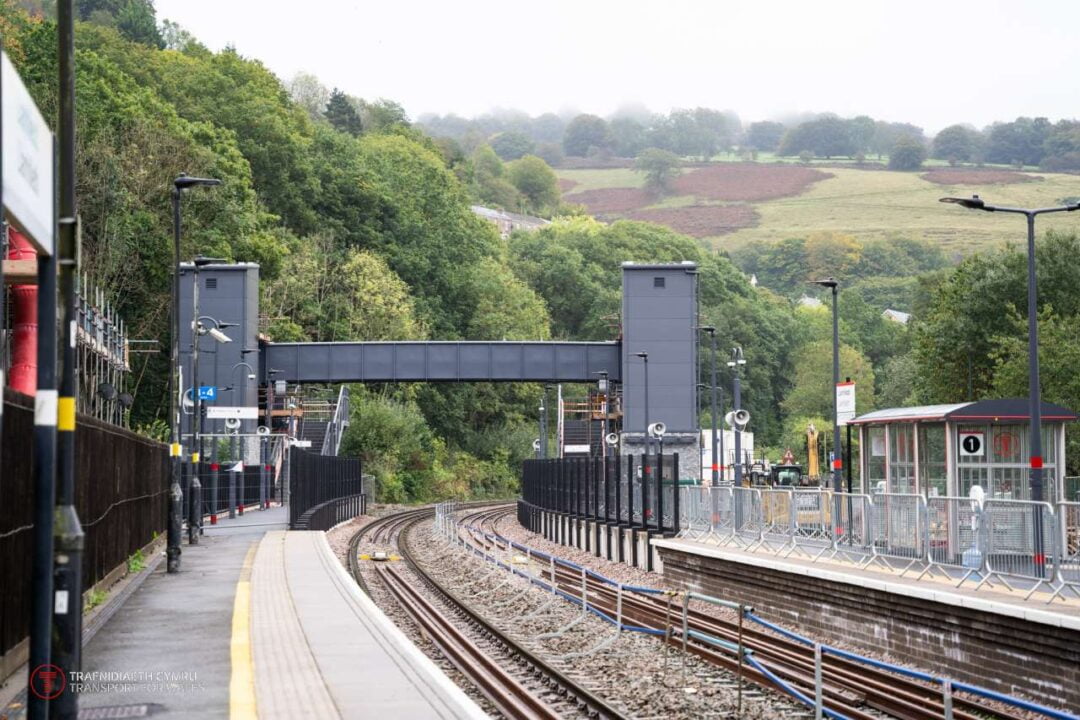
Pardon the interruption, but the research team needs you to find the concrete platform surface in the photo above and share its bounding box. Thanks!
[251,530,486,720]
[76,506,288,719]
[652,537,1080,629]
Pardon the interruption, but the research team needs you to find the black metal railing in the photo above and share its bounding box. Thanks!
[288,449,364,531]
[518,453,681,536]
[1,389,168,666]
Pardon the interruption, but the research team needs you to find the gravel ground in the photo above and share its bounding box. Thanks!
[413,514,808,719]
[491,509,1053,720]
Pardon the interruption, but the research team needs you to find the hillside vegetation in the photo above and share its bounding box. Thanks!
[7,0,1080,489]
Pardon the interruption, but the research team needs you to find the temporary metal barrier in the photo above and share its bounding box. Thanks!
[922,496,983,585]
[865,492,925,572]
[758,488,795,553]
[1052,501,1080,601]
[826,492,872,562]
[978,499,1056,595]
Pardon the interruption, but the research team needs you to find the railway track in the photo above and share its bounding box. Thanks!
[347,504,625,720]
[458,505,1037,720]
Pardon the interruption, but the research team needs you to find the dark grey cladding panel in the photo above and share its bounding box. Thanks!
[363,345,394,381]
[522,344,556,378]
[459,344,492,379]
[396,344,426,379]
[264,342,621,383]
[428,344,458,379]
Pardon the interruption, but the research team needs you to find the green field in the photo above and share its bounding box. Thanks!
[559,165,1080,258]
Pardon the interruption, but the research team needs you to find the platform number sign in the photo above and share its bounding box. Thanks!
[959,430,984,457]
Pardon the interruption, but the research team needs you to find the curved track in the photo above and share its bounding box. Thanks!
[347,504,625,720]
[461,506,1034,720]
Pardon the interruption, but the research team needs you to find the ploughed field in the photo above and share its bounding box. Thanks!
[558,162,1080,254]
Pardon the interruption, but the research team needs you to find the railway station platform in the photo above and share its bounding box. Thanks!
[2,508,483,719]
[653,537,1080,712]
[248,530,484,720]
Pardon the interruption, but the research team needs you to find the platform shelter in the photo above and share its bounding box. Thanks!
[850,398,1077,502]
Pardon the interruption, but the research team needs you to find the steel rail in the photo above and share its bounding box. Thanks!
[377,564,562,720]
[459,506,1031,720]
[347,503,625,720]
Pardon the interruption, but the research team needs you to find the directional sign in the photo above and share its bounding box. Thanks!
[959,430,984,457]
[198,386,217,401]
[836,381,856,426]
[292,439,312,448]
[2,51,55,255]
[206,406,259,420]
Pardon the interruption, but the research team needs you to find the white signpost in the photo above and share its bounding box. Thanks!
[2,51,55,256]
[836,381,856,425]
[206,406,260,420]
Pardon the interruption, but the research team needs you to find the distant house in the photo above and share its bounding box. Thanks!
[797,295,823,308]
[882,309,911,325]
[470,205,550,238]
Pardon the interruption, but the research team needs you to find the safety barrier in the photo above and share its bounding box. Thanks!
[676,485,1080,603]
[520,454,681,536]
[288,449,364,530]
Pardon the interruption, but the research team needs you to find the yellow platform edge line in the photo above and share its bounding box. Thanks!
[230,542,259,720]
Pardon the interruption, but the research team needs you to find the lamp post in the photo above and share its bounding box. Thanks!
[811,278,842,493]
[187,270,231,544]
[636,352,650,456]
[727,347,746,485]
[595,369,610,455]
[539,388,548,459]
[217,361,256,522]
[169,175,221,571]
[941,195,1079,570]
[51,1,85,715]
[699,327,720,486]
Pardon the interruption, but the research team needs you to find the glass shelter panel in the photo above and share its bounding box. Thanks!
[865,426,886,493]
[889,424,915,494]
[955,422,1056,502]
[918,423,947,497]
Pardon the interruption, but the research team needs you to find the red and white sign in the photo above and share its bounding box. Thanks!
[836,382,856,425]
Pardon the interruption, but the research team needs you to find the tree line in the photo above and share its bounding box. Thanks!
[420,106,1080,172]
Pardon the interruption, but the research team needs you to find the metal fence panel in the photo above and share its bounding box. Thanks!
[926,496,982,571]
[983,499,1055,583]
[1057,502,1080,594]
[868,493,925,564]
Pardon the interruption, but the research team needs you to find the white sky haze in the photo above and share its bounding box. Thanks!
[153,0,1080,132]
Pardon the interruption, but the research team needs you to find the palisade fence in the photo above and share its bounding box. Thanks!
[679,484,1080,603]
[0,389,168,673]
[519,454,682,536]
[288,448,365,531]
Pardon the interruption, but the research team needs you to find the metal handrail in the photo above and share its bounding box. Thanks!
[321,385,350,456]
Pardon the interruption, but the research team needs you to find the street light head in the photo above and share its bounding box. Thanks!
[809,277,838,289]
[698,325,716,333]
[939,195,987,211]
[247,373,256,380]
[635,351,648,359]
[174,174,223,190]
[193,255,227,267]
[207,327,232,344]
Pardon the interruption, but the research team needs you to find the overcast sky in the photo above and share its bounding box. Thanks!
[154,0,1079,133]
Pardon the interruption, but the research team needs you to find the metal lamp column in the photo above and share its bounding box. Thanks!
[941,194,1080,570]
[168,175,221,569]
